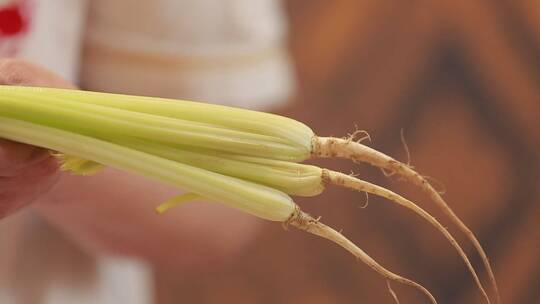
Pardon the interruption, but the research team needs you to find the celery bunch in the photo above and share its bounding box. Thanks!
[0,85,499,304]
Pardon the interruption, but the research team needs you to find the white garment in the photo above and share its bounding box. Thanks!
[17,0,87,82]
[0,210,152,304]
[81,0,294,109]
[0,0,293,303]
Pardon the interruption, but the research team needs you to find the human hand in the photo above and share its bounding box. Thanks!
[0,139,59,218]
[0,58,74,218]
[0,59,260,273]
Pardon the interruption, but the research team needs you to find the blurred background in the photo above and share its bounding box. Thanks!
[154,1,540,303]
[1,0,538,303]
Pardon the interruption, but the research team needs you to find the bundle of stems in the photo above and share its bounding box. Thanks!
[0,85,499,303]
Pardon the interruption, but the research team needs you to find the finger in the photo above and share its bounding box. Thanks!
[0,59,74,175]
[0,158,59,218]
[0,156,59,191]
[0,139,51,176]
[0,186,51,218]
[0,182,61,218]
[0,58,75,88]
[0,157,59,218]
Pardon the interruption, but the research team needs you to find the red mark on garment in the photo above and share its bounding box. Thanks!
[0,2,30,37]
[0,1,32,56]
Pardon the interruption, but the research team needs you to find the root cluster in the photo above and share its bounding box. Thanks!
[286,135,500,304]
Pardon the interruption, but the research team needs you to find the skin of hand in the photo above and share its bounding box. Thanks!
[0,58,72,218]
[0,58,262,274]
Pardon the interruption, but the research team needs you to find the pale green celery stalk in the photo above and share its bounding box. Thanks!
[0,117,296,221]
[0,88,292,146]
[0,86,314,159]
[115,138,324,197]
[0,91,306,161]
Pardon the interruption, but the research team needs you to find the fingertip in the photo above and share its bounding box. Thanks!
[32,155,61,180]
[0,140,51,175]
[0,58,74,88]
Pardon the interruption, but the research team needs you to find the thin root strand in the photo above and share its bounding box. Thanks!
[346,129,372,144]
[400,128,412,168]
[289,209,437,304]
[359,191,369,209]
[387,281,401,304]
